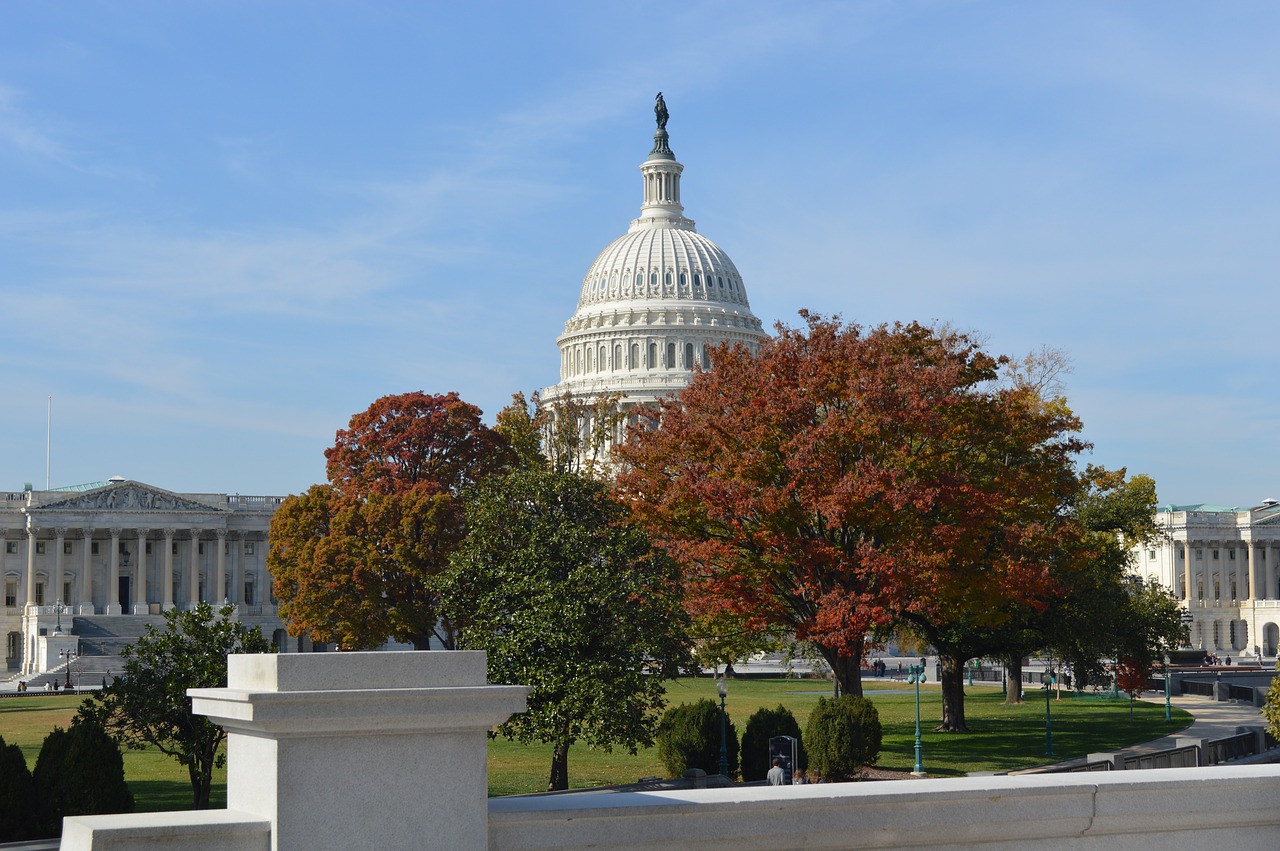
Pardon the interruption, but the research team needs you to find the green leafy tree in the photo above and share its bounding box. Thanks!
[34,719,133,837]
[740,705,806,781]
[270,391,512,650]
[0,734,37,842]
[77,602,271,809]
[804,695,882,781]
[1262,675,1280,741]
[656,698,740,780]
[444,463,692,791]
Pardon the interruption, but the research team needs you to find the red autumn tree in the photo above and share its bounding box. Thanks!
[616,313,1086,702]
[269,392,510,650]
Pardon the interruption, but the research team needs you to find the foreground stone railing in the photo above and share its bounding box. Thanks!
[60,651,1280,851]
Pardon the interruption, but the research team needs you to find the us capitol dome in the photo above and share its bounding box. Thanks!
[541,94,768,412]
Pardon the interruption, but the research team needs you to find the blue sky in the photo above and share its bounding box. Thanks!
[1,1,1276,505]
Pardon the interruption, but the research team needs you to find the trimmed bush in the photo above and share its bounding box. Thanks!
[34,720,133,837]
[0,734,37,842]
[740,704,807,781]
[656,697,740,779]
[803,695,882,781]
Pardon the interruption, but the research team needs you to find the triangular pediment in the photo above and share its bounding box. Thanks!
[32,480,223,514]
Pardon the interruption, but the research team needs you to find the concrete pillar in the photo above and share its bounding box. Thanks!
[80,528,94,613]
[106,528,121,615]
[134,529,150,614]
[163,529,176,610]
[1268,542,1278,601]
[195,652,527,851]
[215,530,227,604]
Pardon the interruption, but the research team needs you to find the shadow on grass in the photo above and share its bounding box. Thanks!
[126,780,226,813]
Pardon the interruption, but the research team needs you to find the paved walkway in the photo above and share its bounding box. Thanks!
[1128,693,1267,752]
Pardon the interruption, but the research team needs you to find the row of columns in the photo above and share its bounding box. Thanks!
[1177,540,1280,604]
[16,522,259,613]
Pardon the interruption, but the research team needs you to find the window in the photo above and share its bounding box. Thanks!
[198,543,205,555]
[1228,549,1236,560]
[648,342,656,368]
[245,542,255,555]
[630,343,639,370]
[4,542,15,554]
[613,345,621,371]
[1148,550,1156,560]
[1212,549,1219,560]
[172,543,179,556]
[63,541,73,555]
[63,581,72,604]
[685,342,694,370]
[702,345,711,369]
[34,583,43,606]
[244,582,255,605]
[666,342,676,369]
[4,582,16,607]
[91,542,99,555]
[1195,549,1203,560]
[145,543,152,555]
[35,542,45,555]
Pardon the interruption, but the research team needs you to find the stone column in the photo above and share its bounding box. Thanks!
[162,529,175,610]
[53,528,66,606]
[25,520,38,608]
[1182,540,1193,604]
[107,528,121,615]
[189,652,529,851]
[228,532,241,605]
[215,530,227,604]
[80,529,94,613]
[1268,542,1279,601]
[188,529,201,607]
[1246,543,1258,602]
[134,529,150,614]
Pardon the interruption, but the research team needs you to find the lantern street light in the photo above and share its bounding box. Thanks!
[61,648,76,689]
[907,662,927,776]
[1041,671,1055,756]
[1164,653,1172,722]
[716,677,729,779]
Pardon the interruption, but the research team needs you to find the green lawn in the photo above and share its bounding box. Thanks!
[4,678,1191,805]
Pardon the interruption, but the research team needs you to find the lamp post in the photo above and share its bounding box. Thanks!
[1163,653,1172,722]
[1041,671,1055,756]
[54,599,65,634]
[61,649,76,689]
[907,662,926,776]
[716,677,729,779]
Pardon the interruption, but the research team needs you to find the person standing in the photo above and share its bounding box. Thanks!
[767,758,786,786]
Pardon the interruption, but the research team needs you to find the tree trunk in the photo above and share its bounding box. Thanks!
[547,741,570,792]
[1004,653,1024,705]
[936,652,970,732]
[816,644,863,697]
[190,760,212,809]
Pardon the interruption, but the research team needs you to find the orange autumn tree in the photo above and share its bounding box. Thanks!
[616,313,1086,704]
[269,391,511,650]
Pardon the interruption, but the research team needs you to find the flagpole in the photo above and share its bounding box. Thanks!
[46,395,51,490]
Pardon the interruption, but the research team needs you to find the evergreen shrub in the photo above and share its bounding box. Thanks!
[803,695,882,781]
[34,719,133,837]
[0,734,37,842]
[656,697,739,779]
[740,704,806,781]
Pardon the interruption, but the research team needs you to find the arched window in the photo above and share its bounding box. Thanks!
[648,342,657,368]
[630,343,639,369]
[685,342,694,369]
[651,272,658,287]
[599,345,607,370]
[635,273,643,288]
[679,272,687,288]
[614,345,622,371]
[702,344,711,369]
[718,276,724,289]
[587,347,594,372]
[666,342,676,369]
[664,272,672,287]
[694,274,701,289]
